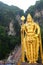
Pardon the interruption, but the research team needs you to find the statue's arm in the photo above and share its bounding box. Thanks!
[21,24,27,51]
[21,25,25,41]
[35,23,43,63]
[21,25,26,62]
[21,24,25,49]
[35,23,40,36]
[39,34,43,63]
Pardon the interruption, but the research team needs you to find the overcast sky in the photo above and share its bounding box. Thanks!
[0,0,38,12]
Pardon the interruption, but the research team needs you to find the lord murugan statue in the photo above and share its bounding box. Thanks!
[20,14,43,63]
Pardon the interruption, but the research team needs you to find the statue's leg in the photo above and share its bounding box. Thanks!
[33,37,39,63]
[32,39,37,63]
[35,37,39,61]
[26,43,33,63]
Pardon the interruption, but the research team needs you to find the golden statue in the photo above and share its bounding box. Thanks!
[21,14,43,63]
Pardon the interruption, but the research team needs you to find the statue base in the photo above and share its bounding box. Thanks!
[20,62,43,65]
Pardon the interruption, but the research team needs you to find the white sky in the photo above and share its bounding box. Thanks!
[0,0,38,12]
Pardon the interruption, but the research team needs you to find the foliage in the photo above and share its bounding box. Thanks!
[0,2,24,60]
[0,25,20,60]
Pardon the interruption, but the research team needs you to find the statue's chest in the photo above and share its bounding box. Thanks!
[25,24,35,32]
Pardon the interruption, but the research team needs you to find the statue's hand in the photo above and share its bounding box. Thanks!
[35,34,39,37]
[24,49,27,53]
[35,34,38,37]
[42,57,43,63]
[42,54,43,63]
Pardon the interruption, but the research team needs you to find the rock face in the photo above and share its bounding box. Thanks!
[16,15,22,26]
[25,0,43,27]
[8,20,16,36]
[34,10,43,17]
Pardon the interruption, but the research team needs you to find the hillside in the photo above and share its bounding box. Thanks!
[0,1,24,31]
[0,0,43,60]
[0,2,24,60]
[0,1,24,37]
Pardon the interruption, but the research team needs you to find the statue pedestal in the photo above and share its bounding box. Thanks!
[21,62,43,65]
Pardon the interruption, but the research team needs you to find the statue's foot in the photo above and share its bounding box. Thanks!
[22,60,25,62]
[29,61,37,63]
[34,62,37,63]
[29,62,31,63]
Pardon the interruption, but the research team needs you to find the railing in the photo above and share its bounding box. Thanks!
[0,63,17,65]
[0,62,17,65]
[0,48,21,65]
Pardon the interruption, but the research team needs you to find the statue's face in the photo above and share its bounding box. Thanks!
[27,17,32,23]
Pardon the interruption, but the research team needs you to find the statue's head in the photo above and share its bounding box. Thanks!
[27,14,32,23]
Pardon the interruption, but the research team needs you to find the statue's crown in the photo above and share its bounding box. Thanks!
[27,14,32,19]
